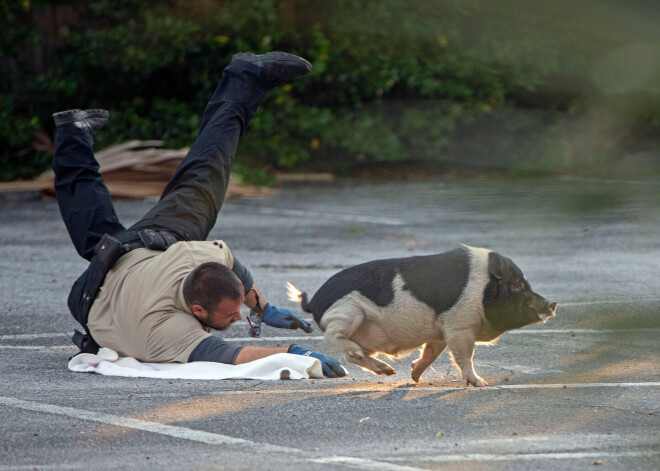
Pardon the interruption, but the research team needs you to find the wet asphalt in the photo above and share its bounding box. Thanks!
[0,176,658,470]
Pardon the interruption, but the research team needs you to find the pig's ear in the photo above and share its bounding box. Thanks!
[488,252,505,281]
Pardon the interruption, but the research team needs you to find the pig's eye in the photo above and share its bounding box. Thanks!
[513,281,526,291]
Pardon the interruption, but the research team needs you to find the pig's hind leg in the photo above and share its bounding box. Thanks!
[322,304,396,375]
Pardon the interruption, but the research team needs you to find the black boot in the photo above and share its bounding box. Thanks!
[196,52,312,132]
[230,51,312,88]
[52,109,109,135]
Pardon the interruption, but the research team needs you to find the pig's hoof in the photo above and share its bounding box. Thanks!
[380,366,396,376]
[411,363,423,383]
[372,361,396,376]
[467,376,488,387]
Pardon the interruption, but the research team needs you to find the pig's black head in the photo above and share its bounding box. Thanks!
[482,251,557,334]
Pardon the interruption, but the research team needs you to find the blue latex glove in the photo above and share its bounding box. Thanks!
[288,344,346,378]
[262,303,313,332]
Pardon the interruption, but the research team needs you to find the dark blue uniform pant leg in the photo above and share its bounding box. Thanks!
[53,127,125,261]
[126,61,268,241]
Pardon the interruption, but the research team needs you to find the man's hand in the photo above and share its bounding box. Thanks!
[262,304,313,332]
[288,344,346,378]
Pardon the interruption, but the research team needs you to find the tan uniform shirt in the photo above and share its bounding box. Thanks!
[87,240,235,363]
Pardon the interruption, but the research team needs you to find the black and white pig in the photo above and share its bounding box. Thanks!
[287,245,557,386]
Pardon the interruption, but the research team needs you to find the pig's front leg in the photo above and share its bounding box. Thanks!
[446,331,487,387]
[411,340,446,383]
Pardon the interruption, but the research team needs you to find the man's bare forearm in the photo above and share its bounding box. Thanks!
[234,345,289,364]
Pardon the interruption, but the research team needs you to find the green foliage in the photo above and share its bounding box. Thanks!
[0,98,51,180]
[2,0,659,182]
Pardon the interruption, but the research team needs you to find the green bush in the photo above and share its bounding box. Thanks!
[1,0,659,183]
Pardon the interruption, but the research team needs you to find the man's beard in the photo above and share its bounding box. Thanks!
[201,318,235,331]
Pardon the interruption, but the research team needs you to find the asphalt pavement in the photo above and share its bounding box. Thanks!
[0,176,658,470]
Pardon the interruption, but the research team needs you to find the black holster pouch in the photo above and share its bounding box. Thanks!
[71,328,100,355]
[139,229,177,251]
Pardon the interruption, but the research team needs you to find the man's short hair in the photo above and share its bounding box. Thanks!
[183,262,244,311]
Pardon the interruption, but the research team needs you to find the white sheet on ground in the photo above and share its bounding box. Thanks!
[68,348,323,380]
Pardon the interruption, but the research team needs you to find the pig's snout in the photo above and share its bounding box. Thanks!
[537,300,557,322]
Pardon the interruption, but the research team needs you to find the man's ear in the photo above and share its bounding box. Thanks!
[488,251,505,281]
[190,304,207,320]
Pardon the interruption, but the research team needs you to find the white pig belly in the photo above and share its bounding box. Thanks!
[350,276,443,356]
